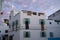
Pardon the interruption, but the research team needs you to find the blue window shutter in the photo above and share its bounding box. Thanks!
[50,32,53,37]
[12,22,14,26]
[39,19,45,25]
[16,20,18,25]
[24,31,30,38]
[23,18,30,24]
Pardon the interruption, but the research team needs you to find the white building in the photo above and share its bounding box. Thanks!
[48,9,60,20]
[9,10,60,40]
[0,21,9,40]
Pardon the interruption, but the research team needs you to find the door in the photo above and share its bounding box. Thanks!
[25,21,29,29]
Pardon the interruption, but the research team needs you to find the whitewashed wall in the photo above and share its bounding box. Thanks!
[9,10,60,40]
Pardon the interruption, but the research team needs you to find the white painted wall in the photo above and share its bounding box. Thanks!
[20,11,45,30]
[45,20,60,38]
[48,10,60,20]
[0,22,9,40]
[9,10,60,40]
[20,30,47,40]
[0,22,9,34]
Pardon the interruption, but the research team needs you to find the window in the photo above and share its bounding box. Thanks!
[41,25,44,31]
[25,21,29,29]
[24,18,30,24]
[16,20,18,25]
[9,36,13,40]
[39,19,45,31]
[24,31,30,38]
[49,22,52,24]
[24,18,30,29]
[38,13,40,16]
[55,20,60,22]
[16,20,18,31]
[50,32,53,37]
[0,31,1,33]
[5,30,8,33]
[38,13,44,16]
[12,22,14,31]
[33,12,37,15]
[41,32,46,37]
[55,20,60,24]
[39,19,45,25]
[27,11,32,16]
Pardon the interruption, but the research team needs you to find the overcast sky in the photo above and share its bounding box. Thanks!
[2,0,60,19]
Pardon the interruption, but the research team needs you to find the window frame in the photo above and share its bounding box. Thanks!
[23,18,30,24]
[27,11,32,16]
[5,30,8,33]
[33,12,37,15]
[38,13,44,16]
[12,22,14,31]
[40,31,46,37]
[16,20,18,31]
[50,32,53,37]
[39,19,45,25]
[24,31,30,38]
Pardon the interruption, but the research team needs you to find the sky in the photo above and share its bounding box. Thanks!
[1,0,60,19]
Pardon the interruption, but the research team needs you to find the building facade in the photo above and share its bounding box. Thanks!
[9,10,60,40]
[0,21,9,40]
[48,10,60,20]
